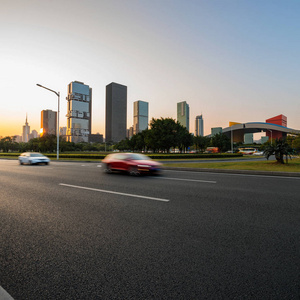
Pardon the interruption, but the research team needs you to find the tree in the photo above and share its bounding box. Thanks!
[292,135,300,154]
[211,133,231,152]
[115,118,194,153]
[147,118,178,152]
[194,135,210,152]
[263,138,293,164]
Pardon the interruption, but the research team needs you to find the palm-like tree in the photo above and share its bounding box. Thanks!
[263,138,293,164]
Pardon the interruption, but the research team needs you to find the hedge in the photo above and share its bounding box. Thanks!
[0,152,242,160]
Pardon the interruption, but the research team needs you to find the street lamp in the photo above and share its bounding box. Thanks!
[267,129,273,145]
[36,84,60,160]
[231,127,233,153]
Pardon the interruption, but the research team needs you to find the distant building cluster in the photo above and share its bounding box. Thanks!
[12,80,295,146]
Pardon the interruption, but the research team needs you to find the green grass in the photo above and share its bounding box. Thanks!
[163,157,300,173]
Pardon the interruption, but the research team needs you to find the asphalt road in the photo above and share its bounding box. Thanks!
[1,159,299,299]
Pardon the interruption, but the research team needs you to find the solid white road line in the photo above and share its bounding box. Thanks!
[0,286,14,300]
[59,183,170,202]
[166,169,300,180]
[158,177,216,184]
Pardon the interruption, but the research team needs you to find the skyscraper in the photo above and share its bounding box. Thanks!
[22,114,30,142]
[177,101,189,131]
[195,115,204,136]
[133,100,148,135]
[41,109,57,136]
[105,82,127,143]
[66,81,92,143]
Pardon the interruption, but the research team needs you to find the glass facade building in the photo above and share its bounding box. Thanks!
[177,101,189,131]
[66,81,92,143]
[195,115,204,136]
[133,100,148,135]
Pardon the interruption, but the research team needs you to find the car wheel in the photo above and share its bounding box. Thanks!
[19,160,23,165]
[105,164,112,174]
[129,166,140,176]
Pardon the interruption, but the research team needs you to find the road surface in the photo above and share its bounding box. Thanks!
[1,160,299,299]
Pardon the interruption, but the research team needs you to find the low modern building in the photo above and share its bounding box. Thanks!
[211,127,222,136]
[66,81,92,143]
[261,136,269,144]
[244,133,253,144]
[266,114,287,140]
[89,133,103,143]
[221,121,299,143]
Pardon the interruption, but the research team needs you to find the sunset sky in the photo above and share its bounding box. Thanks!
[1,0,299,138]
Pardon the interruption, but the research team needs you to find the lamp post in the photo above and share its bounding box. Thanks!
[231,127,233,153]
[36,84,60,160]
[267,129,273,145]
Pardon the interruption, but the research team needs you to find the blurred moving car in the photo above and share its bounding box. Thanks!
[102,153,162,176]
[18,152,50,165]
[253,151,264,156]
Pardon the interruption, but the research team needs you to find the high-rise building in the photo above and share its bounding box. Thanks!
[195,115,204,136]
[105,82,127,143]
[133,100,148,135]
[66,81,92,143]
[59,127,67,136]
[41,109,57,136]
[28,130,38,141]
[177,101,189,131]
[127,126,134,139]
[22,114,30,142]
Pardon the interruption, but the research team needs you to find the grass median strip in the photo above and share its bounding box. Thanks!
[163,158,300,173]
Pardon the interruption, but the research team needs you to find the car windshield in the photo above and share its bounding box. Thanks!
[30,153,44,157]
[129,154,150,160]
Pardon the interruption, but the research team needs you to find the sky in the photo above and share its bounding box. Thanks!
[1,0,300,138]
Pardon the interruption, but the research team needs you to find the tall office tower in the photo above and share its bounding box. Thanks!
[177,101,189,131]
[133,100,149,135]
[66,81,92,143]
[195,115,204,136]
[22,114,30,142]
[105,82,127,143]
[41,109,57,136]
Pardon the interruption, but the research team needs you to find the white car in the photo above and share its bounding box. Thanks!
[18,152,50,165]
[253,151,264,156]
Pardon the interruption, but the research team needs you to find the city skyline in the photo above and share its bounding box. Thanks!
[1,0,300,138]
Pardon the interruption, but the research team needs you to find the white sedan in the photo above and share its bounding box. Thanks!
[18,152,50,165]
[253,151,264,156]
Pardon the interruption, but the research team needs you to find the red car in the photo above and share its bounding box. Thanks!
[102,153,162,176]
